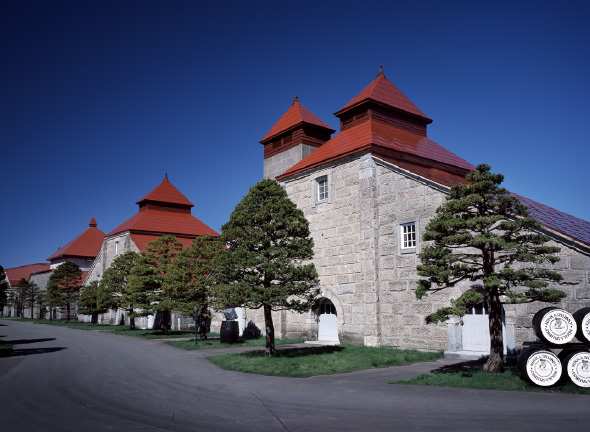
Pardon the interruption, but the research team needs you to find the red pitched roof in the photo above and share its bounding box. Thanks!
[137,175,193,208]
[278,118,473,182]
[5,263,50,287]
[130,234,196,252]
[109,208,218,237]
[48,218,106,261]
[336,71,431,122]
[261,97,334,142]
[108,177,218,238]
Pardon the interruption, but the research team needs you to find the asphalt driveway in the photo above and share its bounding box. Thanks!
[0,320,587,431]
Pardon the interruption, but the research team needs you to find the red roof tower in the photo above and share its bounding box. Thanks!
[261,97,334,178]
[278,68,473,186]
[108,175,218,251]
[48,218,106,262]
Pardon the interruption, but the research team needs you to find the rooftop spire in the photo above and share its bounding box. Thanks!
[377,64,385,77]
[89,217,97,227]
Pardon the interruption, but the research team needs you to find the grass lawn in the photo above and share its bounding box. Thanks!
[395,363,590,395]
[3,318,199,340]
[209,345,442,377]
[169,337,304,350]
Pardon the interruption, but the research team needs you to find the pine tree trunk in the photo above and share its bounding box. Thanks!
[263,304,276,356]
[66,302,71,321]
[91,312,98,324]
[483,291,504,372]
[128,306,135,330]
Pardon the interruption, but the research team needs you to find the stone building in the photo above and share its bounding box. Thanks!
[248,70,590,356]
[2,263,50,317]
[85,175,218,327]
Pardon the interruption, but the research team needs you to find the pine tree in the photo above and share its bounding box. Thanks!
[22,280,43,319]
[79,281,115,324]
[137,236,183,332]
[416,164,566,372]
[100,252,142,329]
[215,179,318,356]
[0,266,8,316]
[165,236,223,342]
[47,262,82,320]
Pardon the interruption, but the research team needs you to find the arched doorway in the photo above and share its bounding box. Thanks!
[314,298,339,344]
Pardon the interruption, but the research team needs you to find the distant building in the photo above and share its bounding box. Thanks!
[251,70,590,356]
[3,263,50,317]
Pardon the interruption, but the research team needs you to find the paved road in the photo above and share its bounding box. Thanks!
[0,320,587,432]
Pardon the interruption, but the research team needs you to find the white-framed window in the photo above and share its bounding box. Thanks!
[114,240,119,255]
[400,222,417,250]
[316,175,329,202]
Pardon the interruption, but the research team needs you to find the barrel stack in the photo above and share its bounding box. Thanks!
[519,307,590,388]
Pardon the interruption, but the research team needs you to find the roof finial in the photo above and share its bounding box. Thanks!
[89,217,97,227]
[378,65,385,77]
[292,96,300,105]
[164,171,169,180]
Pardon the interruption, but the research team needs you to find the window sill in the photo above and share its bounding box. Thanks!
[400,247,416,254]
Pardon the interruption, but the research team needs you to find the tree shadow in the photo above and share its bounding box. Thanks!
[4,338,56,345]
[0,346,66,358]
[245,345,343,358]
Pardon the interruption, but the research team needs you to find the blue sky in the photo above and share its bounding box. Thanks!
[2,0,589,267]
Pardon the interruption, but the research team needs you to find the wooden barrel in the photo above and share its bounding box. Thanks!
[519,348,563,387]
[559,349,590,388]
[533,307,577,345]
[573,307,590,344]
[220,320,240,343]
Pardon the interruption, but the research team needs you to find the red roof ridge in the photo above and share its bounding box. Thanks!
[261,97,334,142]
[336,71,431,122]
[137,175,194,208]
[48,221,106,261]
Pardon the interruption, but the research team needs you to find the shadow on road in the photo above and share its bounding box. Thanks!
[3,338,56,345]
[1,346,66,358]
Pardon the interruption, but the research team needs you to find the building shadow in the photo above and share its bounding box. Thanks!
[4,337,56,345]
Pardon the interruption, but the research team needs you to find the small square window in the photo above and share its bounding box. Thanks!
[400,222,417,249]
[316,175,329,202]
[114,241,119,255]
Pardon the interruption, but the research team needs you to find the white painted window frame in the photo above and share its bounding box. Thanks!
[311,169,333,207]
[400,221,417,253]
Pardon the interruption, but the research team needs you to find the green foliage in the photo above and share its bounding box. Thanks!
[100,251,141,312]
[214,179,319,355]
[136,236,183,314]
[416,164,568,371]
[0,265,8,312]
[47,262,82,319]
[165,236,223,338]
[79,281,114,316]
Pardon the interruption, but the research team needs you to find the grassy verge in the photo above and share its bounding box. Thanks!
[169,337,304,350]
[209,345,442,377]
[395,365,590,395]
[3,318,200,340]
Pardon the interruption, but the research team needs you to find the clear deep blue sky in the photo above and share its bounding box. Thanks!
[2,0,589,268]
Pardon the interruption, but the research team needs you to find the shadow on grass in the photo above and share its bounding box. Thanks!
[243,345,343,358]
[4,338,56,345]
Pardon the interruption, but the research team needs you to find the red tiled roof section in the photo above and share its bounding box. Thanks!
[278,119,473,181]
[130,234,196,252]
[137,175,193,207]
[337,71,430,121]
[261,97,334,142]
[5,263,50,286]
[109,208,218,237]
[48,218,106,261]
